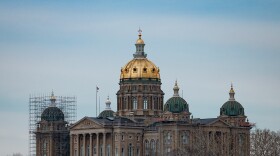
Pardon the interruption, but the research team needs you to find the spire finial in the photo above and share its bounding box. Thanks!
[138,27,142,39]
[173,80,180,97]
[50,90,56,107]
[229,83,235,101]
[105,96,111,110]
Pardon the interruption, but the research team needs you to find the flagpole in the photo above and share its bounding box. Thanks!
[96,85,97,117]
[99,96,100,114]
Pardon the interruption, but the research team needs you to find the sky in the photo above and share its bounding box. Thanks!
[0,0,280,155]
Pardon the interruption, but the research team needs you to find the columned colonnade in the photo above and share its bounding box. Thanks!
[70,132,113,156]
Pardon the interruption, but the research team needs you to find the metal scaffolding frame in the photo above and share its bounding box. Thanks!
[28,93,77,156]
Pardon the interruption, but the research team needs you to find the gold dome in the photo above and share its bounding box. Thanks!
[120,58,160,79]
[136,35,145,44]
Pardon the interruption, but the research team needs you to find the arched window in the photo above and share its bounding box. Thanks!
[128,143,133,156]
[123,97,127,109]
[133,97,137,109]
[165,132,172,144]
[181,131,189,144]
[151,140,156,156]
[122,97,126,109]
[145,140,150,156]
[143,98,148,109]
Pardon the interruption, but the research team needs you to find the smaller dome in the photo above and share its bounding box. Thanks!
[164,81,189,113]
[164,96,189,113]
[136,28,145,44]
[220,84,245,116]
[220,101,244,116]
[136,38,144,44]
[41,107,64,121]
[98,110,115,118]
[98,96,115,118]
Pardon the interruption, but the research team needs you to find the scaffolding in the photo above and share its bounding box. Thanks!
[28,92,77,156]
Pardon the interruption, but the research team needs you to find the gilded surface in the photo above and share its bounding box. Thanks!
[120,58,160,79]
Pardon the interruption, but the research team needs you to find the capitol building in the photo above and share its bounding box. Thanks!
[35,30,252,156]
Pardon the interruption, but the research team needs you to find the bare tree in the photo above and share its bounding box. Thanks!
[177,127,223,156]
[250,129,280,156]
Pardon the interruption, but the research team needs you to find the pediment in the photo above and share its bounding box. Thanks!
[70,117,103,130]
[207,119,230,127]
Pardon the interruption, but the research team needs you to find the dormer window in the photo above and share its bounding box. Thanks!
[133,68,137,73]
[143,68,147,73]
[152,68,155,73]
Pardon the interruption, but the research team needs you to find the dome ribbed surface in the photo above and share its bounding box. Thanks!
[164,97,189,113]
[98,110,115,118]
[220,101,244,116]
[41,107,64,121]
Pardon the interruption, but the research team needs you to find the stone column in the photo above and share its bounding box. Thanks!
[103,133,106,156]
[111,133,113,156]
[96,133,99,156]
[90,134,93,156]
[77,134,80,156]
[70,134,73,156]
[83,134,86,156]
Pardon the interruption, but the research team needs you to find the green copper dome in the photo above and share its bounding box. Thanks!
[98,96,115,118]
[220,101,244,116]
[98,110,115,118]
[164,96,189,113]
[41,107,64,121]
[164,81,189,113]
[220,84,245,116]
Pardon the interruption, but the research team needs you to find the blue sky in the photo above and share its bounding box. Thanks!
[1,0,280,155]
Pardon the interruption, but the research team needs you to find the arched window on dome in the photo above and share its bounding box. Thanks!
[133,97,137,110]
[153,97,158,109]
[43,140,47,156]
[121,97,126,109]
[143,97,148,109]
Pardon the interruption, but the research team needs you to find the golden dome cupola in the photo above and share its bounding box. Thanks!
[133,28,147,58]
[120,29,160,80]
